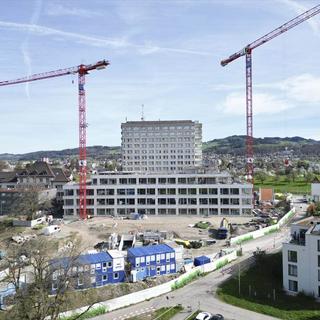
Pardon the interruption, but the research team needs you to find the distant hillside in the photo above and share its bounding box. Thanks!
[0,146,121,161]
[1,136,320,161]
[203,135,320,155]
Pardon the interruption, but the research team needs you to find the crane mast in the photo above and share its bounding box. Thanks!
[0,59,109,220]
[220,4,320,187]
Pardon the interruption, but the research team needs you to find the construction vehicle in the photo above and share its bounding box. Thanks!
[174,238,191,249]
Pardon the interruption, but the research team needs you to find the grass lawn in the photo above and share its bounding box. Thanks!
[254,176,311,194]
[217,253,320,320]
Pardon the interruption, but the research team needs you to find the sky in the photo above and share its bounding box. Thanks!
[1,0,320,153]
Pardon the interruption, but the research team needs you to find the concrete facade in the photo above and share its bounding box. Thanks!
[63,171,252,217]
[311,181,320,202]
[282,217,320,298]
[121,120,202,173]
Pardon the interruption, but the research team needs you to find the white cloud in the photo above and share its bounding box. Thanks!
[276,0,320,37]
[45,3,102,17]
[218,73,320,115]
[21,0,43,98]
[281,73,320,103]
[222,91,293,115]
[0,20,210,56]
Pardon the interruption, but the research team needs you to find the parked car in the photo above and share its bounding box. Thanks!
[196,312,212,320]
[211,314,224,320]
[195,312,224,320]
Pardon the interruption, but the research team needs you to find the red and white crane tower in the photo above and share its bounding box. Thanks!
[0,59,109,220]
[221,4,320,186]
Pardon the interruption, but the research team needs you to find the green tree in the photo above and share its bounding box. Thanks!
[0,160,9,172]
[304,172,315,183]
[255,171,267,184]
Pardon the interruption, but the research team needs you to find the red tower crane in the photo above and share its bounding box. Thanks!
[0,59,109,220]
[221,4,320,185]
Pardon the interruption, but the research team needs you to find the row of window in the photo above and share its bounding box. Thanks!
[65,197,246,206]
[134,252,175,267]
[52,261,113,280]
[124,155,193,160]
[66,207,245,216]
[123,137,192,142]
[66,187,247,196]
[90,177,236,186]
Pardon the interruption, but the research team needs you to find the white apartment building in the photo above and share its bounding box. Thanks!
[282,217,320,298]
[63,170,252,217]
[121,120,202,172]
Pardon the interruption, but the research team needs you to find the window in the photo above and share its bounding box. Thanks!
[156,254,160,263]
[114,272,119,280]
[108,261,112,268]
[102,275,107,281]
[141,256,145,263]
[288,264,297,277]
[318,240,320,252]
[166,253,170,262]
[78,276,83,286]
[91,276,96,284]
[170,252,175,259]
[151,255,155,261]
[161,253,165,260]
[161,265,165,272]
[171,263,175,270]
[318,255,320,267]
[288,280,298,292]
[52,282,58,290]
[90,264,95,274]
[288,250,297,263]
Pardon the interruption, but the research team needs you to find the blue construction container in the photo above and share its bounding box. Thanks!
[127,244,176,281]
[51,251,125,293]
[194,255,211,266]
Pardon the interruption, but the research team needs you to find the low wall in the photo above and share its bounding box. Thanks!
[230,208,296,245]
[57,250,238,319]
[13,216,46,228]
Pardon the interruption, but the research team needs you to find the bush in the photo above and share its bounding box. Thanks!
[59,306,107,320]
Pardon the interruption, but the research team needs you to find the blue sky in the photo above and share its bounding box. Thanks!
[1,0,320,153]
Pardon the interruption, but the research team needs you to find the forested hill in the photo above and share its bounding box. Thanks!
[203,135,320,155]
[1,136,319,160]
[0,146,121,161]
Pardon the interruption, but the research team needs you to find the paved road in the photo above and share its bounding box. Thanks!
[93,201,306,320]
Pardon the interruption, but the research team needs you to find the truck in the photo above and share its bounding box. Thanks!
[216,227,228,240]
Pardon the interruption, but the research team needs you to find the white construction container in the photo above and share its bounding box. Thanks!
[43,225,61,236]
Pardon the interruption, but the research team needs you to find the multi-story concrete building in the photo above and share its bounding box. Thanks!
[121,120,202,172]
[63,170,252,217]
[282,217,320,298]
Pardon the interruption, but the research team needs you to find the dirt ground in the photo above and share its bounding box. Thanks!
[53,215,253,256]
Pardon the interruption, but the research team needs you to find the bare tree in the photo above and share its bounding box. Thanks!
[9,187,51,220]
[2,236,96,320]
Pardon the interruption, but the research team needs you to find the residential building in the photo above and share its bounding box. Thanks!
[282,217,320,297]
[0,161,70,205]
[127,244,176,282]
[311,178,320,202]
[51,252,125,293]
[121,120,202,172]
[63,170,252,217]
